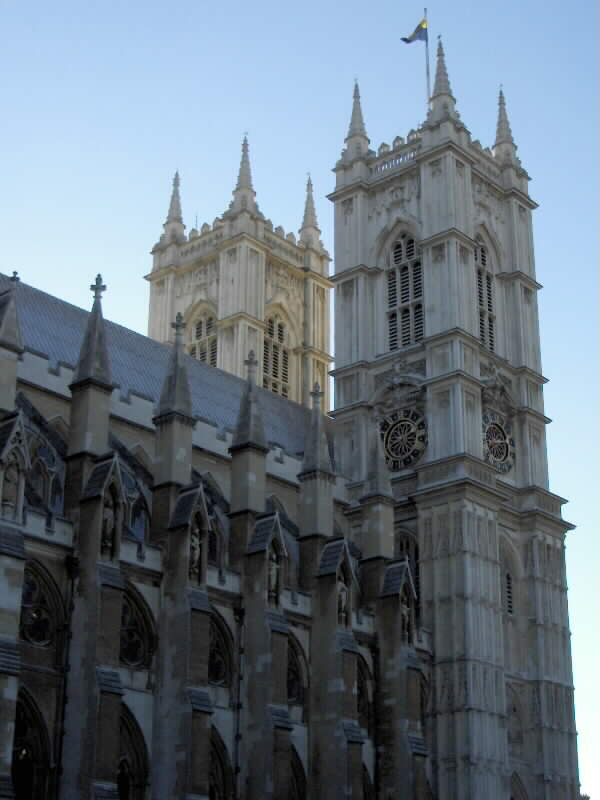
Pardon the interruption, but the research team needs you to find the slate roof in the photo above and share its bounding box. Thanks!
[1,274,312,456]
[380,559,416,598]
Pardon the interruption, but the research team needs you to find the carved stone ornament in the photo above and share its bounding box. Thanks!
[480,364,516,473]
[370,360,428,471]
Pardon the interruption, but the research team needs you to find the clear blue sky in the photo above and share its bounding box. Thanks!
[1,0,598,793]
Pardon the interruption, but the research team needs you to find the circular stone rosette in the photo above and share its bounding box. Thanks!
[380,408,428,471]
[482,410,515,473]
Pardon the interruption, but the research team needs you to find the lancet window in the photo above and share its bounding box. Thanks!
[119,590,155,669]
[19,565,56,648]
[263,315,290,398]
[208,617,232,688]
[387,235,424,351]
[397,532,420,616]
[189,314,218,367]
[475,239,496,352]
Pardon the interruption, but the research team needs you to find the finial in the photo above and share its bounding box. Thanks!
[300,173,320,236]
[495,86,515,147]
[235,135,254,193]
[166,171,183,224]
[432,37,453,99]
[346,80,368,140]
[171,312,185,345]
[90,274,106,302]
[10,271,19,283]
[311,381,323,410]
[245,349,258,385]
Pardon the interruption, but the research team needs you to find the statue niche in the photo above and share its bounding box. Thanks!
[267,544,281,606]
[337,570,349,627]
[101,487,118,560]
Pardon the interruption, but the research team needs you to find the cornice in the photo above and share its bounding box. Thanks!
[496,270,543,291]
[419,228,476,250]
[330,264,383,283]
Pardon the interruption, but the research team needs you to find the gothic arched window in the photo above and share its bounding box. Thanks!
[208,617,232,688]
[287,637,308,722]
[130,497,148,544]
[357,658,373,736]
[118,704,148,800]
[2,451,24,521]
[210,729,234,800]
[11,691,51,800]
[263,315,291,398]
[475,238,496,352]
[387,235,423,351]
[397,532,420,617]
[119,589,155,669]
[189,313,218,368]
[29,459,49,504]
[19,566,56,648]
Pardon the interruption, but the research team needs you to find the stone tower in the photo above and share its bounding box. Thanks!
[330,47,579,799]
[146,139,333,408]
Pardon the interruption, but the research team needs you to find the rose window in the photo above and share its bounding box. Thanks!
[482,410,515,473]
[485,423,509,462]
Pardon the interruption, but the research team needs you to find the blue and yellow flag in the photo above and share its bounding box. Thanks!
[401,18,428,43]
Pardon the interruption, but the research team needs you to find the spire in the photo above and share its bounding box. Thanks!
[156,313,193,419]
[166,171,183,224]
[301,383,334,475]
[346,81,368,140]
[365,428,392,498]
[494,88,516,148]
[72,275,112,388]
[431,38,453,100]
[236,136,254,192]
[231,350,267,451]
[299,175,321,246]
[427,37,459,124]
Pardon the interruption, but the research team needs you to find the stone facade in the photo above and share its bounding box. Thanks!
[147,140,333,409]
[0,41,579,800]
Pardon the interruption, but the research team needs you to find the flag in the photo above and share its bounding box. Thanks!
[401,18,428,43]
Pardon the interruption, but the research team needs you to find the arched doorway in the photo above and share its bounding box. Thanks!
[11,691,51,800]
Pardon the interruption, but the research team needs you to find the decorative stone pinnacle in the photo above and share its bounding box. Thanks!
[495,87,515,147]
[346,80,368,140]
[301,174,320,234]
[166,171,183,224]
[432,37,453,99]
[172,312,185,344]
[311,381,323,410]
[236,135,254,193]
[245,349,258,384]
[90,274,106,301]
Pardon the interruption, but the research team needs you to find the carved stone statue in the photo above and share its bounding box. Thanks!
[267,548,280,604]
[400,588,411,643]
[101,494,116,559]
[189,525,201,582]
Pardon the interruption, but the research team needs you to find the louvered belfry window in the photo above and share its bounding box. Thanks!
[263,316,290,398]
[387,236,424,351]
[189,314,218,367]
[475,240,496,352]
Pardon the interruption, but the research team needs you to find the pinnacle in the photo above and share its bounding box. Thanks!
[301,382,333,475]
[235,135,254,193]
[495,88,515,146]
[432,38,454,99]
[346,80,368,140]
[300,175,320,235]
[231,349,267,451]
[156,313,193,419]
[72,274,112,388]
[166,171,183,224]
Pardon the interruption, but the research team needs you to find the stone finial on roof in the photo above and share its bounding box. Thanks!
[155,312,193,420]
[0,280,24,355]
[495,88,514,146]
[493,87,518,165]
[166,171,183,224]
[428,38,459,124]
[432,38,453,99]
[299,175,321,245]
[346,81,368,141]
[230,349,267,452]
[71,274,112,389]
[301,382,334,475]
[236,135,254,193]
[245,349,258,385]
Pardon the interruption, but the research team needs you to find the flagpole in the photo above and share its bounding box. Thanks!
[424,7,431,110]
